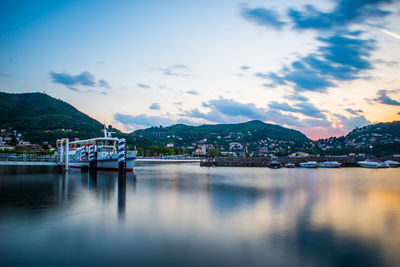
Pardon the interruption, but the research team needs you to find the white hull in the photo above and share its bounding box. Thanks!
[358,161,381,168]
[69,157,135,172]
[318,161,341,168]
[300,161,318,168]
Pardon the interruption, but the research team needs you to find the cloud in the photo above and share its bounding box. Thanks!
[241,65,251,71]
[241,6,286,30]
[186,90,199,95]
[268,101,326,119]
[50,71,96,87]
[288,0,393,31]
[149,102,160,110]
[345,108,363,115]
[137,83,151,89]
[152,64,192,77]
[50,71,111,91]
[374,89,400,105]
[335,114,370,131]
[244,1,396,94]
[98,79,111,89]
[183,97,331,129]
[285,94,308,102]
[259,33,375,92]
[114,113,174,128]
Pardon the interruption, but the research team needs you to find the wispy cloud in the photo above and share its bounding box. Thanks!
[152,64,192,77]
[186,90,199,95]
[268,101,327,119]
[114,113,174,128]
[137,83,151,89]
[241,6,286,30]
[345,108,363,115]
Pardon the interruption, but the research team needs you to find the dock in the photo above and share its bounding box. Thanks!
[200,155,400,167]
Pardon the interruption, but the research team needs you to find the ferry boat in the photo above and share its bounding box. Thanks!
[59,128,136,172]
[299,161,318,168]
[318,161,341,168]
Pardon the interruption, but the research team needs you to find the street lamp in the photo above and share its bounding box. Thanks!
[370,145,373,156]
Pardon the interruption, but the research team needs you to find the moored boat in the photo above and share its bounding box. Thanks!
[268,160,282,169]
[284,163,295,168]
[299,161,318,168]
[358,160,381,168]
[58,128,136,172]
[318,161,341,168]
[384,160,400,168]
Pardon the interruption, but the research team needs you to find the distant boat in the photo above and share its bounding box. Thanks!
[384,160,400,168]
[284,163,295,168]
[268,160,282,169]
[299,161,318,168]
[318,161,341,168]
[358,160,382,168]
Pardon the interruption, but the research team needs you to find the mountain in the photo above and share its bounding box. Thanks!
[0,92,104,143]
[133,120,310,144]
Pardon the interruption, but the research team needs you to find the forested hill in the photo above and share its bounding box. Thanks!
[132,120,310,144]
[0,92,104,143]
[346,121,400,139]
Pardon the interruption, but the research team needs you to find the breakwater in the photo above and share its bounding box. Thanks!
[200,156,400,167]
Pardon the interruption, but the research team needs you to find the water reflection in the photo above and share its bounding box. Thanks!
[0,165,399,267]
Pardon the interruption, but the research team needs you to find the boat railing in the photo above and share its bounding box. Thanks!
[0,154,59,162]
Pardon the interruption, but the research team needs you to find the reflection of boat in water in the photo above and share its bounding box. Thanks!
[284,163,295,168]
[318,161,341,168]
[300,161,318,168]
[358,160,388,168]
[384,160,400,168]
[61,128,136,172]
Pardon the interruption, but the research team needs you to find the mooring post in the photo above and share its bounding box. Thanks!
[65,138,69,172]
[118,138,126,179]
[89,145,97,175]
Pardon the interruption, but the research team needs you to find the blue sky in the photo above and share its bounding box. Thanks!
[1,0,400,139]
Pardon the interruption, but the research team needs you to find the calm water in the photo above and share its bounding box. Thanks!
[1,163,400,267]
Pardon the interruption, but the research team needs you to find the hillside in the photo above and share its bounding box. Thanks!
[347,121,400,140]
[133,120,310,145]
[0,92,104,143]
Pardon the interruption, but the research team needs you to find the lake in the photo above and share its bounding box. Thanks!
[1,163,400,267]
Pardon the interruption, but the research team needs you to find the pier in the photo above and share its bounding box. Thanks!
[0,154,60,166]
[200,155,400,167]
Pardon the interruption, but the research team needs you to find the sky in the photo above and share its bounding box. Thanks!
[1,0,400,139]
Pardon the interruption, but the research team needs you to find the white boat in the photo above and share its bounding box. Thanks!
[358,160,381,168]
[318,161,341,168]
[284,163,295,168]
[59,128,136,172]
[384,160,400,168]
[299,161,318,168]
